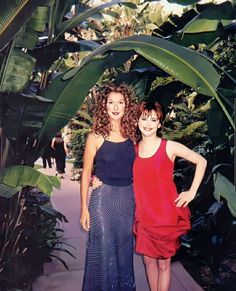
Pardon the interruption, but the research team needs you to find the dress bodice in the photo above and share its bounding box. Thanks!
[95,138,135,186]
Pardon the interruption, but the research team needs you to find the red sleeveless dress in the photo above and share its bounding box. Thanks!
[133,139,191,259]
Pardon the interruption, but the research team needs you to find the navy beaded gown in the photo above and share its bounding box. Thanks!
[82,138,136,291]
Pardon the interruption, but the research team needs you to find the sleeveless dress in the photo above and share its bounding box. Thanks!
[53,137,66,174]
[82,139,136,291]
[133,139,191,259]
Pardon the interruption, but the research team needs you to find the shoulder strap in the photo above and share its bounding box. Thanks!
[160,139,167,150]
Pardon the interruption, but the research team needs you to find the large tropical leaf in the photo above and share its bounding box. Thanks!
[0,49,35,93]
[74,35,220,97]
[29,40,100,71]
[170,26,226,47]
[0,165,60,198]
[0,183,21,199]
[1,93,54,166]
[207,91,234,146]
[169,2,236,46]
[0,0,44,51]
[3,93,54,143]
[75,35,234,128]
[37,34,225,146]
[149,81,185,109]
[213,172,236,217]
[36,51,134,149]
[15,5,49,50]
[182,1,236,34]
[114,69,158,102]
[52,0,78,25]
[167,0,200,4]
[55,0,137,40]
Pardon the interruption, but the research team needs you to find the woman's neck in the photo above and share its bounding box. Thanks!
[141,135,161,144]
[110,120,121,133]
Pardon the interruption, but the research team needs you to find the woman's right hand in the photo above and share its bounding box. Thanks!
[80,208,90,231]
[91,176,103,189]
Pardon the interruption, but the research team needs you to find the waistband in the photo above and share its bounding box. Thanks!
[99,176,133,186]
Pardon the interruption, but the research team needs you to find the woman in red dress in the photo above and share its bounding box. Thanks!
[133,101,207,291]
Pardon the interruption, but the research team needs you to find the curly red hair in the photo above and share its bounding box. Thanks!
[92,83,137,141]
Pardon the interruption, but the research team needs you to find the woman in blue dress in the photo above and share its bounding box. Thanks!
[80,83,137,290]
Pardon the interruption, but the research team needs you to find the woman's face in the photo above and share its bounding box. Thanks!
[138,110,161,137]
[106,91,126,121]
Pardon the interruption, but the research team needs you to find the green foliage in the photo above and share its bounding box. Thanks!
[78,35,220,97]
[55,0,137,40]
[182,1,235,34]
[70,104,93,169]
[0,50,36,92]
[213,172,236,217]
[0,165,60,198]
[0,0,236,289]
[163,90,208,146]
[0,0,45,51]
[71,130,89,169]
[0,188,73,290]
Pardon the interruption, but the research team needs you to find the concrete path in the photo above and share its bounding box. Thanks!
[33,161,203,291]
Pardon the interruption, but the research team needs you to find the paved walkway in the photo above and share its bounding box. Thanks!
[33,161,203,291]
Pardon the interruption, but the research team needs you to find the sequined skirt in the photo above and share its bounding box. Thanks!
[82,184,136,291]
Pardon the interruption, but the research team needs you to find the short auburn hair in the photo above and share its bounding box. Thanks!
[136,101,165,141]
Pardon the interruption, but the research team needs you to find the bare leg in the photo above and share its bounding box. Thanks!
[157,258,171,291]
[143,255,158,291]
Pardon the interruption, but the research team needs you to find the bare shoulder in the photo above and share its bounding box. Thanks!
[167,139,190,152]
[166,140,189,161]
[166,140,183,150]
[86,132,104,149]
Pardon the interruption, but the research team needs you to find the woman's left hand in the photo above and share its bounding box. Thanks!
[174,190,196,207]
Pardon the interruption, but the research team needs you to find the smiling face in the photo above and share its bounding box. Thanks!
[138,110,161,137]
[106,91,126,121]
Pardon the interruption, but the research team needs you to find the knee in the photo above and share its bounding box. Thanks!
[143,256,156,268]
[158,259,171,273]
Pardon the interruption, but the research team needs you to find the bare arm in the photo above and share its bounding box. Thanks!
[167,140,207,207]
[51,138,55,150]
[63,140,69,155]
[80,133,97,230]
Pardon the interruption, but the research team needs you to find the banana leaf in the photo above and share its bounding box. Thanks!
[213,172,236,217]
[0,0,44,51]
[0,165,60,198]
[182,2,236,34]
[167,0,200,4]
[0,49,35,93]
[207,99,232,146]
[0,183,22,199]
[55,0,137,40]
[149,81,185,109]
[217,88,236,111]
[29,40,100,71]
[36,35,224,148]
[52,0,78,25]
[36,50,134,148]
[15,6,49,50]
[114,69,158,102]
[76,35,233,128]
[72,35,220,97]
[169,25,226,47]
[171,2,236,44]
[3,93,54,143]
